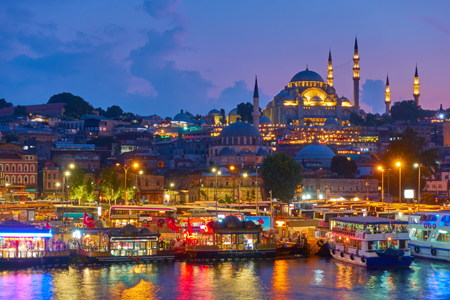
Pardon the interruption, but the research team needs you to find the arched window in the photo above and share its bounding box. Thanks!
[53,174,56,180]
[11,165,15,172]
[18,176,22,183]
[5,176,9,183]
[24,165,28,172]
[48,174,51,180]
[31,165,35,172]
[11,176,15,183]
[226,181,228,186]
[5,165,9,171]
[31,176,35,183]
[18,165,22,172]
[0,165,3,171]
[24,176,28,183]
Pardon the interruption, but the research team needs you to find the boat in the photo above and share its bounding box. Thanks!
[408,211,450,261]
[0,220,70,268]
[78,224,176,264]
[185,215,276,260]
[327,216,414,268]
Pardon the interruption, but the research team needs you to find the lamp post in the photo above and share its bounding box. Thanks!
[255,166,260,216]
[116,162,138,204]
[238,173,248,212]
[138,170,143,204]
[170,182,174,204]
[378,166,384,203]
[64,171,71,201]
[56,182,61,201]
[414,163,422,211]
[396,162,402,204]
[212,168,222,217]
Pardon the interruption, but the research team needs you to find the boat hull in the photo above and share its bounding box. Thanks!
[329,249,414,268]
[186,245,276,260]
[0,254,70,269]
[79,250,175,264]
[409,243,450,261]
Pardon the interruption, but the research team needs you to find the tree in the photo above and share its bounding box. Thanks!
[100,167,122,202]
[364,113,377,127]
[330,156,358,177]
[237,102,254,123]
[69,167,87,200]
[261,152,303,203]
[379,127,438,202]
[0,99,13,109]
[13,105,27,116]
[104,105,124,118]
[4,134,18,143]
[390,100,420,123]
[349,112,364,126]
[48,92,93,118]
[95,107,106,116]
[85,178,96,203]
[220,108,226,124]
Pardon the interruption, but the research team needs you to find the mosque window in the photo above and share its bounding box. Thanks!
[210,182,213,187]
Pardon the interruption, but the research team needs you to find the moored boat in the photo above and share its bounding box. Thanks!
[0,220,70,268]
[78,224,176,264]
[408,211,450,261]
[185,215,276,260]
[327,216,413,268]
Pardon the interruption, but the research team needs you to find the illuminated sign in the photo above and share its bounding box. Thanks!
[0,231,52,238]
[404,189,414,199]
[244,216,270,230]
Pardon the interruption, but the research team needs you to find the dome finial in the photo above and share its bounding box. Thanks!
[306,63,309,71]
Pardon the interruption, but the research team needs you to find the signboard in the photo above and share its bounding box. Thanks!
[244,216,270,230]
[404,189,414,199]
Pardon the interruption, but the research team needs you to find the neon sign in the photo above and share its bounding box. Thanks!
[0,231,52,238]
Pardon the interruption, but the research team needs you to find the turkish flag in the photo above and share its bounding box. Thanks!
[84,212,95,229]
[187,217,193,234]
[45,220,51,229]
[258,218,264,225]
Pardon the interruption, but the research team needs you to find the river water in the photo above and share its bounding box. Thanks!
[0,257,448,300]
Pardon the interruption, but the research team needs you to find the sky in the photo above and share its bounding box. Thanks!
[0,0,449,118]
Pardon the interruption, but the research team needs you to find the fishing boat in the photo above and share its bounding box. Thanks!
[327,216,414,268]
[78,224,176,264]
[0,220,70,268]
[185,215,276,260]
[408,211,450,261]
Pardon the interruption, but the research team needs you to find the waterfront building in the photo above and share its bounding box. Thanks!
[42,163,61,198]
[0,152,38,197]
[301,177,379,200]
[294,143,336,170]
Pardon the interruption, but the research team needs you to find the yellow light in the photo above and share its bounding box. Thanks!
[243,173,248,178]
[212,168,216,173]
[378,166,383,171]
[396,162,401,167]
[230,166,235,171]
[65,171,70,176]
[133,163,139,168]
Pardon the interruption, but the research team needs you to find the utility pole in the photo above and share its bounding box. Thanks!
[269,190,273,229]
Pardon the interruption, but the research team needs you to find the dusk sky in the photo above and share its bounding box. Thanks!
[1,0,449,118]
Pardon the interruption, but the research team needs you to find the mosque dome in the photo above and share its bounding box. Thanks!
[291,69,325,83]
[324,117,338,126]
[228,108,238,116]
[208,109,221,116]
[218,147,236,156]
[276,90,289,97]
[260,116,272,125]
[173,110,190,122]
[219,122,260,138]
[340,97,350,102]
[295,143,335,160]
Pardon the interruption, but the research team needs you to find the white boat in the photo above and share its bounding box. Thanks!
[408,211,450,261]
[327,216,414,268]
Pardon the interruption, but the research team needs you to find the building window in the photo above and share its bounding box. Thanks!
[18,176,22,183]
[0,165,2,171]
[5,165,9,172]
[31,176,35,183]
[53,174,56,180]
[24,176,28,183]
[31,165,35,172]
[18,165,22,172]
[11,165,15,172]
[5,176,9,183]
[210,182,213,187]
[226,181,228,186]
[48,182,51,188]
[48,174,52,180]
[11,176,15,183]
[24,165,28,172]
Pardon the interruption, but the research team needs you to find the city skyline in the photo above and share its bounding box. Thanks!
[0,0,449,117]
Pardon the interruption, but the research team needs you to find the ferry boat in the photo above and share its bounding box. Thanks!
[78,224,176,264]
[408,211,450,261]
[0,220,70,268]
[327,216,414,268]
[185,215,276,260]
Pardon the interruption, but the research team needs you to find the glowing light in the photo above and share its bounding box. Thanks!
[0,232,52,238]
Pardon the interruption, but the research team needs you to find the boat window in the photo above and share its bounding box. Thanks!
[416,229,423,240]
[423,230,430,241]
[437,232,449,242]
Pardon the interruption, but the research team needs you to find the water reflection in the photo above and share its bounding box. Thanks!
[0,259,449,299]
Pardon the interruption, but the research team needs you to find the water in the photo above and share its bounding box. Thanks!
[0,257,449,300]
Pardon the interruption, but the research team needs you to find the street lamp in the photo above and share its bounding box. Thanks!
[255,166,260,216]
[414,163,423,211]
[238,173,248,212]
[170,182,174,204]
[116,162,139,204]
[56,182,61,201]
[377,166,384,203]
[212,168,222,217]
[64,171,71,202]
[395,162,402,204]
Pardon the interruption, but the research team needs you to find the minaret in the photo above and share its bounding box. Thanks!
[327,49,334,86]
[353,37,360,115]
[252,76,260,128]
[385,74,391,115]
[414,65,420,107]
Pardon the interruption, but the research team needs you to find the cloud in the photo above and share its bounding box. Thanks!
[360,79,386,114]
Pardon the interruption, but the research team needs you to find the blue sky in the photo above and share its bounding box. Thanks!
[0,0,449,118]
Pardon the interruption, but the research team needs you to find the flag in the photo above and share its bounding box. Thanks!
[187,217,193,234]
[206,220,215,233]
[258,217,264,225]
[45,220,51,229]
[84,212,95,229]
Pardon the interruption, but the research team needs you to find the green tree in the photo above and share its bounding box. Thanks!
[261,152,303,203]
[104,105,124,118]
[0,99,13,109]
[349,112,364,126]
[220,108,226,124]
[330,156,358,177]
[95,107,106,116]
[237,102,254,123]
[13,105,27,116]
[379,127,438,202]
[69,167,87,200]
[48,92,93,118]
[364,113,377,127]
[100,167,122,202]
[390,100,420,123]
[85,178,96,203]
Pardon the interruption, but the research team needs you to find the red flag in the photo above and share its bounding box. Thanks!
[84,212,95,229]
[258,217,264,225]
[206,220,215,233]
[45,220,51,229]
[187,217,193,234]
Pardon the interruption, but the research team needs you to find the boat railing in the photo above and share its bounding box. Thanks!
[0,249,68,259]
[332,228,408,238]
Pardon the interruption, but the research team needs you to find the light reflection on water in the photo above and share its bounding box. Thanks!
[0,258,449,299]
